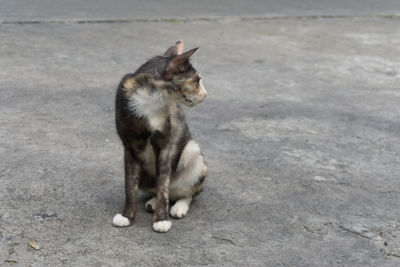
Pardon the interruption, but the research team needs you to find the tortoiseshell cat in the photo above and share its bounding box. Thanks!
[112,41,208,232]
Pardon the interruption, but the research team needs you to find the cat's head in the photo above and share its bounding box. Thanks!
[162,41,207,107]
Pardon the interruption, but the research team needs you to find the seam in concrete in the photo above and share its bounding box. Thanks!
[211,235,236,245]
[338,224,372,240]
[1,14,400,25]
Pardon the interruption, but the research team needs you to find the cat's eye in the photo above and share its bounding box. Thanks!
[194,77,201,83]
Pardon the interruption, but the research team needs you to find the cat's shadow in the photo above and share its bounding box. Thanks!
[102,189,204,230]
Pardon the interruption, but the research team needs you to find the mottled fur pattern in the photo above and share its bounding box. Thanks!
[112,41,208,233]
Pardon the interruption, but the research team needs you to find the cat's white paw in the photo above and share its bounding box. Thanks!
[112,213,130,227]
[145,197,156,212]
[170,201,189,218]
[153,220,171,233]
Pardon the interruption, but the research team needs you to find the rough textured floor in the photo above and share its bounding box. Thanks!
[1,11,400,267]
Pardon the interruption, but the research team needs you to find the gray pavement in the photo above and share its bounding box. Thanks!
[1,0,400,21]
[1,1,400,266]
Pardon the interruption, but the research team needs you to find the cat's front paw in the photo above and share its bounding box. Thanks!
[152,220,171,233]
[112,213,130,227]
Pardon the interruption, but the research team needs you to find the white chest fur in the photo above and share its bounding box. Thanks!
[148,112,166,131]
[129,88,169,131]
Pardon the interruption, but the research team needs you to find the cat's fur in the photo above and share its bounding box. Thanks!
[112,41,208,232]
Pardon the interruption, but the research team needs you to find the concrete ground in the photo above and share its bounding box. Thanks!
[1,1,400,266]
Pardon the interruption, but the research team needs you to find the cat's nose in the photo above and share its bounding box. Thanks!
[199,79,207,98]
[201,87,207,98]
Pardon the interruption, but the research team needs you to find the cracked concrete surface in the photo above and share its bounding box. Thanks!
[1,2,400,266]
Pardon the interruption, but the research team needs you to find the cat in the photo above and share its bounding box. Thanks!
[112,40,208,233]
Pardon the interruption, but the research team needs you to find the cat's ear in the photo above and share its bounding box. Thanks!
[163,40,184,57]
[163,47,199,80]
